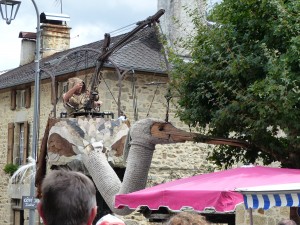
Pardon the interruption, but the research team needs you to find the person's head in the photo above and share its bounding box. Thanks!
[37,170,97,225]
[278,219,297,225]
[166,212,210,225]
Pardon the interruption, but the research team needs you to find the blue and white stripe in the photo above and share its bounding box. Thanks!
[243,193,300,209]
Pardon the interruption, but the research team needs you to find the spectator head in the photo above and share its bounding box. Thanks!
[37,170,97,225]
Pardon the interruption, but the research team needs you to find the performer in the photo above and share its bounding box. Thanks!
[63,77,102,116]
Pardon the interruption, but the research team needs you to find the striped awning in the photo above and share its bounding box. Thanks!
[236,183,300,210]
[243,193,300,209]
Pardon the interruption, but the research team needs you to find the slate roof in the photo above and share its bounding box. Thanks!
[0,26,167,90]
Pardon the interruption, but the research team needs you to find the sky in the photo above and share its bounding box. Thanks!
[0,0,158,71]
[0,0,221,71]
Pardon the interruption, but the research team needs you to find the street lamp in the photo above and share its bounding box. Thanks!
[0,0,20,24]
[0,1,41,225]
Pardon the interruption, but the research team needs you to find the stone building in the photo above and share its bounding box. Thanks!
[0,1,295,225]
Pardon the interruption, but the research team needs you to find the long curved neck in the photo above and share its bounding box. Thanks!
[83,119,157,215]
[119,142,155,194]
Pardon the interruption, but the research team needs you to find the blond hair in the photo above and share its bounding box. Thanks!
[68,77,86,93]
[167,212,210,225]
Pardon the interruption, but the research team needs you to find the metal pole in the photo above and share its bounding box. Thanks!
[249,208,253,225]
[29,0,40,224]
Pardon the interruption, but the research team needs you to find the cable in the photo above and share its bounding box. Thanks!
[109,22,137,35]
[146,83,159,117]
[100,73,119,107]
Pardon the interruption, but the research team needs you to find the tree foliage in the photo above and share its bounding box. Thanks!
[169,0,300,168]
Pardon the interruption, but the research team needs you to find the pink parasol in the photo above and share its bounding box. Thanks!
[115,166,300,213]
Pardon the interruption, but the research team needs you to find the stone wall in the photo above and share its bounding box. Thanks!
[236,204,290,225]
[0,88,16,224]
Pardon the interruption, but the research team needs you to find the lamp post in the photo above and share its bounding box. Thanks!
[0,0,41,225]
[0,0,20,24]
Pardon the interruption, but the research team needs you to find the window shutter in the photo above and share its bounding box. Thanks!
[23,121,29,164]
[7,123,14,163]
[13,209,24,225]
[10,90,16,110]
[25,87,31,108]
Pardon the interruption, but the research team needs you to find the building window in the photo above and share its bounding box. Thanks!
[10,87,31,110]
[17,123,25,165]
[16,90,26,109]
[12,200,24,225]
[13,209,24,225]
[20,90,25,108]
[7,122,29,165]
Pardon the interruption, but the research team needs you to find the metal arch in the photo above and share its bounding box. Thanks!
[44,47,134,119]
[106,58,132,118]
[42,48,101,118]
[52,48,101,71]
[131,69,138,121]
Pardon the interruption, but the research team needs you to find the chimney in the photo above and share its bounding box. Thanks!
[40,12,71,58]
[19,32,36,66]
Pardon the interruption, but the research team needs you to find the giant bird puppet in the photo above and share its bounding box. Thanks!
[35,116,249,216]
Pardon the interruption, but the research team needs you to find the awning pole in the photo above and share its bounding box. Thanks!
[249,208,253,225]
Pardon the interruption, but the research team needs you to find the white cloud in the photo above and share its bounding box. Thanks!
[0,0,157,71]
[70,23,114,47]
[105,0,157,12]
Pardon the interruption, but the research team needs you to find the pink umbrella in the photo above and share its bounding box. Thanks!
[115,166,300,213]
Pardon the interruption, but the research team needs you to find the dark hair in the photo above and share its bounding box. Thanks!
[41,170,96,225]
[166,212,210,225]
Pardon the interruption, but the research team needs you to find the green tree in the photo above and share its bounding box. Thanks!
[170,0,300,168]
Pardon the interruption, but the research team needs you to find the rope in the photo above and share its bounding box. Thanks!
[109,23,136,36]
[156,24,174,122]
[157,24,172,77]
[99,73,119,107]
[146,83,159,117]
